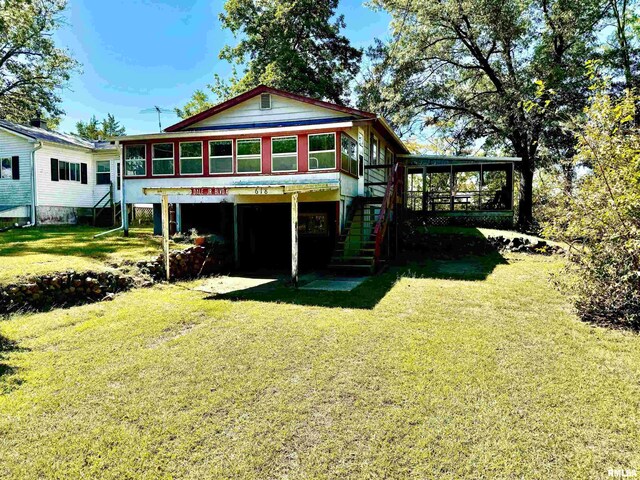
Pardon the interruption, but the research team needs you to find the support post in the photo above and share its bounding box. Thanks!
[161,194,170,281]
[175,203,182,233]
[233,203,239,268]
[291,192,299,287]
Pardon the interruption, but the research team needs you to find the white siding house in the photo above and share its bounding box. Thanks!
[0,119,120,226]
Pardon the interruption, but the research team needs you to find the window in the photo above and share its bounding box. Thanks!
[341,133,358,176]
[125,145,146,176]
[116,163,121,190]
[358,129,365,176]
[299,213,329,236]
[96,161,111,185]
[370,135,378,165]
[209,140,233,174]
[152,143,174,175]
[379,145,386,165]
[180,142,203,175]
[260,93,272,110]
[308,133,336,170]
[271,136,297,172]
[1,158,12,179]
[236,138,261,173]
[59,161,80,182]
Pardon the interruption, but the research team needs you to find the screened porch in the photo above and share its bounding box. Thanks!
[402,155,520,226]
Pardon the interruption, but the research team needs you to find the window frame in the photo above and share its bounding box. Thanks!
[151,142,175,176]
[208,139,234,175]
[96,160,111,185]
[307,132,337,171]
[0,157,12,180]
[340,132,358,177]
[58,160,81,183]
[235,138,262,174]
[124,144,147,177]
[271,135,298,173]
[179,141,203,176]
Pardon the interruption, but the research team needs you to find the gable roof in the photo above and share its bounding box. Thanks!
[0,119,116,151]
[165,85,377,133]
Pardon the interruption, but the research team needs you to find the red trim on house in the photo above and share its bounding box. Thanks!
[121,126,350,180]
[164,85,377,133]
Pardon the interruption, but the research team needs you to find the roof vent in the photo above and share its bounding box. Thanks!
[260,93,272,110]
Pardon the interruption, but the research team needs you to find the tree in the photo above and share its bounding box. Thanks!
[358,0,605,229]
[604,0,640,91]
[74,114,125,141]
[0,0,79,123]
[543,82,640,329]
[176,0,362,118]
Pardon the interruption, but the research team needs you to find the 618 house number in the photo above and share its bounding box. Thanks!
[254,187,270,194]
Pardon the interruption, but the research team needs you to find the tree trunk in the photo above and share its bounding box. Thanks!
[517,166,534,231]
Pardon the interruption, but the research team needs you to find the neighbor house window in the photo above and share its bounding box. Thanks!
[180,142,203,175]
[1,158,12,179]
[125,144,146,176]
[152,143,174,175]
[271,136,297,172]
[209,140,233,174]
[341,133,358,176]
[308,133,336,170]
[96,160,111,185]
[236,138,261,173]
[59,161,80,182]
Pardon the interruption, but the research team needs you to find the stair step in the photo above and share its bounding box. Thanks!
[328,264,374,271]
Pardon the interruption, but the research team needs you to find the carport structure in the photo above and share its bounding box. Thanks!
[401,155,521,227]
[142,182,339,286]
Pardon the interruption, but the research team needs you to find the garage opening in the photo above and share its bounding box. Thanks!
[237,201,337,271]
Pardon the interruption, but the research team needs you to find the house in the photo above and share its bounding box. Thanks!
[116,85,409,275]
[0,118,121,226]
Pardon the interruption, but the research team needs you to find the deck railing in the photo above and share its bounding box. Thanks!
[373,162,402,263]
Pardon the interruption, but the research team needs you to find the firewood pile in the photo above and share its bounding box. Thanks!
[136,245,231,281]
[0,271,134,314]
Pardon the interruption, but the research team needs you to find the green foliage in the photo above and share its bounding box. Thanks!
[543,85,640,329]
[0,0,79,123]
[357,0,607,229]
[176,0,362,118]
[74,114,125,141]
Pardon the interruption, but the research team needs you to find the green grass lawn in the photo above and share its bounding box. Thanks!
[0,253,638,478]
[0,226,168,284]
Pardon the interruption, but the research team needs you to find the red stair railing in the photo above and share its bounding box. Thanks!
[373,162,402,265]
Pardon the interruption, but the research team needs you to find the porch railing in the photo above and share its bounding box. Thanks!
[373,162,402,264]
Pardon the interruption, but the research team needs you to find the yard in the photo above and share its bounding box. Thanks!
[0,247,638,478]
[0,226,170,284]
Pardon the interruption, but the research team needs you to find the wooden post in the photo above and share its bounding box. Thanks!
[161,194,170,281]
[291,192,299,287]
[233,203,239,267]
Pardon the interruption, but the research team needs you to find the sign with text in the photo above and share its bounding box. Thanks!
[190,187,229,196]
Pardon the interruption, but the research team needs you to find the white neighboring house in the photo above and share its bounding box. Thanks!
[0,118,122,226]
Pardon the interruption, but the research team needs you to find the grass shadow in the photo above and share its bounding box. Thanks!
[0,334,27,394]
[211,250,507,310]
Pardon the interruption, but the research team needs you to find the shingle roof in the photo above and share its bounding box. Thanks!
[0,119,116,151]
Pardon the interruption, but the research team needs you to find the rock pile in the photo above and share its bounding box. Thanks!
[487,236,565,255]
[0,271,134,314]
[136,245,231,281]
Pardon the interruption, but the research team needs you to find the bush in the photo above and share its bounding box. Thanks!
[543,86,640,329]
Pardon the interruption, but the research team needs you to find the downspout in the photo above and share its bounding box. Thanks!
[31,141,42,225]
[94,141,125,238]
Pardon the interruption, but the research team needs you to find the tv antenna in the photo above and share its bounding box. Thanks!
[140,106,174,132]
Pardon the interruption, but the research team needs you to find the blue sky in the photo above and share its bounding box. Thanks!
[54,0,391,135]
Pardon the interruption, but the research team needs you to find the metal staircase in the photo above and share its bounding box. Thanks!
[329,163,402,275]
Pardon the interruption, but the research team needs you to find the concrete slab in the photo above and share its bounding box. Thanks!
[194,275,279,295]
[299,276,368,292]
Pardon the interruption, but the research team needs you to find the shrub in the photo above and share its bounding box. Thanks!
[543,86,640,329]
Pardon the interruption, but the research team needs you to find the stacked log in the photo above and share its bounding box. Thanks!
[0,271,134,314]
[136,245,231,281]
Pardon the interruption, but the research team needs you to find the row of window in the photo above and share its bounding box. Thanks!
[124,133,346,177]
